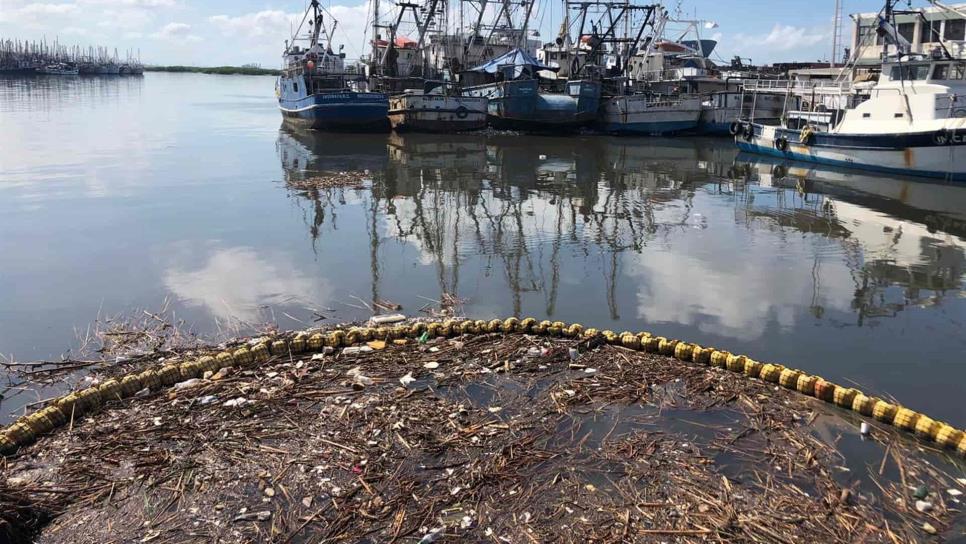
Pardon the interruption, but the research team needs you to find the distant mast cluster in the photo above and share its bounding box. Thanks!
[0,37,143,75]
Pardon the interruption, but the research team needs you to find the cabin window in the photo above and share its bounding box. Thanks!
[921,21,940,43]
[889,64,930,81]
[863,21,883,46]
[294,81,299,92]
[898,23,916,43]
[931,62,966,80]
[944,18,966,41]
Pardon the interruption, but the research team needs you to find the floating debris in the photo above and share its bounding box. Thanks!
[369,314,406,325]
[286,171,369,191]
[1,331,962,543]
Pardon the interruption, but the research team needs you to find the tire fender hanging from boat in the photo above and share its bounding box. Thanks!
[775,136,789,152]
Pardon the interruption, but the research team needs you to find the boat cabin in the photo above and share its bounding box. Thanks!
[876,57,966,89]
[830,56,966,133]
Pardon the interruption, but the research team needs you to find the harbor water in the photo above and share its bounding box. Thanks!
[2,72,965,427]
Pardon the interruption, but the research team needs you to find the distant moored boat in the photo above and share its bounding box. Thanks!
[37,63,78,75]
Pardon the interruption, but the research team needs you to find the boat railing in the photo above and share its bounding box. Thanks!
[742,79,858,94]
[632,68,689,83]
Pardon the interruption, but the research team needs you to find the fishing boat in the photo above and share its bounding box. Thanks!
[594,4,702,135]
[601,93,703,135]
[625,18,726,95]
[388,82,488,132]
[457,0,601,132]
[277,0,388,131]
[369,0,487,132]
[461,48,601,131]
[698,90,793,135]
[37,63,78,75]
[734,0,966,181]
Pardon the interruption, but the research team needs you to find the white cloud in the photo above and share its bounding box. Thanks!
[209,10,299,39]
[722,23,832,64]
[164,246,330,325]
[19,3,79,15]
[208,3,373,60]
[0,1,78,24]
[78,0,176,6]
[152,21,200,42]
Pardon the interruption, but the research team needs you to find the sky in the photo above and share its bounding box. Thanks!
[0,0,894,67]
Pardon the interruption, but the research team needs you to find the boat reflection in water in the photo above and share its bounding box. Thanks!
[276,126,966,325]
[731,153,966,323]
[275,127,966,423]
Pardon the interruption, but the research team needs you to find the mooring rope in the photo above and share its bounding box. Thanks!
[2,318,964,457]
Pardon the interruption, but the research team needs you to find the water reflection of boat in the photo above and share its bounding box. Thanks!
[731,154,966,320]
[386,132,487,172]
[733,153,966,239]
[273,128,966,335]
[601,136,736,187]
[277,124,389,178]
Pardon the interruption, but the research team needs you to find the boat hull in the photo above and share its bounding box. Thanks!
[599,95,701,135]
[736,123,966,181]
[388,94,488,132]
[280,92,389,132]
[463,79,600,131]
[698,92,790,135]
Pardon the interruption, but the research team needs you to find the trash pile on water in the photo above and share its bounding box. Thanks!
[285,170,370,192]
[1,326,963,543]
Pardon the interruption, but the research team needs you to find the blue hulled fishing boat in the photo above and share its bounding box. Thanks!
[461,48,601,131]
[277,0,388,131]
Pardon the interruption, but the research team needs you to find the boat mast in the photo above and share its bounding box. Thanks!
[373,0,381,74]
[309,0,322,47]
[882,0,893,59]
[415,0,444,76]
[520,0,536,49]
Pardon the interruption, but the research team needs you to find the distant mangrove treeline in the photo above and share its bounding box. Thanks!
[145,65,281,76]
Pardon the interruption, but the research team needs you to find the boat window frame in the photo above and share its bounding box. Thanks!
[889,63,932,81]
[930,62,966,81]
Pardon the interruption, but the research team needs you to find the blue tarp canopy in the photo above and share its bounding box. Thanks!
[467,48,556,74]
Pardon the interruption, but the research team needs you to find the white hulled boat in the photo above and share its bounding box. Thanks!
[596,5,703,135]
[370,0,487,132]
[735,0,966,181]
[37,63,78,75]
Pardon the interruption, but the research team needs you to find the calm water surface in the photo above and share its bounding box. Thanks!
[2,73,965,426]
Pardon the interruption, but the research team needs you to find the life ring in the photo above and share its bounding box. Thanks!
[729,121,741,136]
[774,165,788,179]
[456,106,469,119]
[774,137,789,152]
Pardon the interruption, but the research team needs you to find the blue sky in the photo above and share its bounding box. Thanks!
[0,0,891,67]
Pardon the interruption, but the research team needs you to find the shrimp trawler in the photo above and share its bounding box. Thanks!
[734,0,966,181]
[277,0,388,131]
[595,4,702,135]
[458,0,601,131]
[369,0,487,132]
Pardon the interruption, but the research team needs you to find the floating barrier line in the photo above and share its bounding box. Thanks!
[1,318,964,457]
